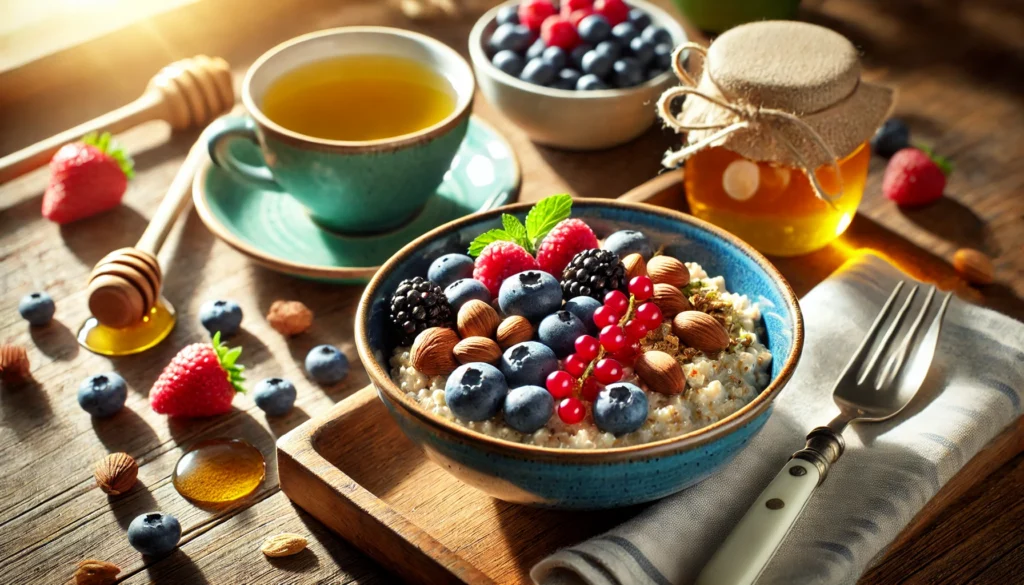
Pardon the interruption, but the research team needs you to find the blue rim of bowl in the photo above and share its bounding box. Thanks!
[355,198,805,463]
[468,0,687,100]
[191,116,522,281]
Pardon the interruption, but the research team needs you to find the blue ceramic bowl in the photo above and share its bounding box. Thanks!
[355,199,803,509]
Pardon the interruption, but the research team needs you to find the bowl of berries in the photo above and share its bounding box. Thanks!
[469,0,686,150]
[355,195,802,509]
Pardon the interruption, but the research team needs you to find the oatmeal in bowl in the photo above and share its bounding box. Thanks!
[356,196,802,508]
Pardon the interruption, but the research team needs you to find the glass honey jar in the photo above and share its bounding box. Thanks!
[657,21,892,256]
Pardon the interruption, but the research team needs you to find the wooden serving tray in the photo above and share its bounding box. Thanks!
[278,385,1024,585]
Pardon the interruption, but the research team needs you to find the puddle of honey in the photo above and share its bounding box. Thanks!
[172,438,266,507]
[77,299,176,356]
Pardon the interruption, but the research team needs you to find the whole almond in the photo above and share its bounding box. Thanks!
[74,559,120,585]
[94,452,138,496]
[457,300,500,339]
[454,336,502,364]
[651,284,692,317]
[635,351,686,395]
[496,316,534,349]
[261,533,307,557]
[622,253,648,279]
[672,311,731,353]
[648,256,690,288]
[952,248,994,285]
[410,327,459,376]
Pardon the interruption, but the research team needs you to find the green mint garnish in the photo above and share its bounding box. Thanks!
[83,131,135,179]
[468,194,573,257]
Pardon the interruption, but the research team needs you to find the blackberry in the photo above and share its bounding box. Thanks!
[389,277,454,344]
[560,249,627,300]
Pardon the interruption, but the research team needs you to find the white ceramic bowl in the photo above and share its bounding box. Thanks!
[468,0,686,150]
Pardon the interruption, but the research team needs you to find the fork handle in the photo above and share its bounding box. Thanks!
[695,428,845,585]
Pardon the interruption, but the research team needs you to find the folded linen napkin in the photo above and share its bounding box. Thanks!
[533,254,1024,585]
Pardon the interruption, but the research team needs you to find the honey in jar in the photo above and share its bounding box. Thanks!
[657,21,892,256]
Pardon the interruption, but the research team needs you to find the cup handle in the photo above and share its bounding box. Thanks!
[205,115,280,190]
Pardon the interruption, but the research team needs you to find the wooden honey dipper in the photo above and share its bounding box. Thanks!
[87,140,208,329]
[0,55,233,184]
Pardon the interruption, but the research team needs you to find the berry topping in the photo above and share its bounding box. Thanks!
[445,363,509,421]
[628,275,654,300]
[536,217,599,275]
[594,382,647,434]
[560,248,627,300]
[603,290,629,315]
[150,332,245,417]
[557,397,586,424]
[574,334,601,360]
[547,370,577,399]
[518,0,557,31]
[490,23,534,54]
[473,241,539,297]
[592,304,620,328]
[521,58,557,85]
[577,14,611,43]
[624,318,648,341]
[564,353,589,377]
[389,276,455,344]
[504,385,555,433]
[882,147,951,207]
[593,358,623,384]
[444,278,491,311]
[599,324,628,352]
[560,0,593,17]
[581,377,602,402]
[498,270,563,322]
[568,8,595,27]
[576,73,608,91]
[603,229,653,259]
[428,253,477,288]
[541,16,580,50]
[500,341,559,387]
[635,301,662,328]
[565,296,603,335]
[594,0,629,25]
[538,310,589,357]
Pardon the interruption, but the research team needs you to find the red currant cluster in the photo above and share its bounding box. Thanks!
[545,275,663,424]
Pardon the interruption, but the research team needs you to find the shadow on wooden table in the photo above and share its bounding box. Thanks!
[145,549,211,584]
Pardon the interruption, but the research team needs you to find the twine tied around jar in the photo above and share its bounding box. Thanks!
[657,43,845,204]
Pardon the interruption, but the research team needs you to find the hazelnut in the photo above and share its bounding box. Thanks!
[94,452,138,496]
[74,559,120,585]
[266,300,314,336]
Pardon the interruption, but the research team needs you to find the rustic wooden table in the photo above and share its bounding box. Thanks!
[1,0,1021,583]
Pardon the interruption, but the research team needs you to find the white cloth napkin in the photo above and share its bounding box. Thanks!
[533,254,1024,585]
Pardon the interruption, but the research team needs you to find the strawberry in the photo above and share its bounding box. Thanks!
[42,132,133,224]
[150,332,245,417]
[882,147,952,207]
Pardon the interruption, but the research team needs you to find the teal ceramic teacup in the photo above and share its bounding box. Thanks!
[205,27,475,234]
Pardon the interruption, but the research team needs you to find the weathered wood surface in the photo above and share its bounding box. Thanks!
[1,0,1022,583]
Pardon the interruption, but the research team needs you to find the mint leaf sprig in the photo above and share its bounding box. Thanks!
[467,194,573,257]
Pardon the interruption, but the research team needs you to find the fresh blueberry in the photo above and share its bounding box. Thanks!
[629,37,655,67]
[500,341,559,387]
[537,311,588,357]
[653,43,673,70]
[305,345,349,385]
[570,43,593,68]
[594,40,621,61]
[553,68,582,90]
[526,37,547,60]
[492,50,526,77]
[564,296,602,335]
[611,22,639,45]
[503,385,554,433]
[496,3,519,25]
[77,372,127,418]
[582,51,613,78]
[593,382,648,435]
[541,46,567,70]
[127,512,181,557]
[628,8,651,29]
[871,118,911,158]
[445,362,508,421]
[521,58,556,85]
[602,229,653,259]
[444,278,491,311]
[18,291,54,326]
[576,74,609,91]
[252,377,297,416]
[490,23,532,53]
[428,253,476,288]
[641,25,672,46]
[498,271,562,322]
[199,299,243,338]
[613,57,644,88]
[578,14,611,44]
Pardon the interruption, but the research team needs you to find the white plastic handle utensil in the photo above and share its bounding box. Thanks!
[695,458,821,585]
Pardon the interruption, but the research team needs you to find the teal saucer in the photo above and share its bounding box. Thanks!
[193,117,520,283]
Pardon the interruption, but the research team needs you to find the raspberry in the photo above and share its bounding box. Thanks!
[541,16,580,50]
[568,8,595,28]
[536,218,598,276]
[882,147,949,207]
[473,240,539,296]
[519,0,557,32]
[594,0,628,25]
[560,0,593,17]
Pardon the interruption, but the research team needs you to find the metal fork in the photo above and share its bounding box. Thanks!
[695,282,953,585]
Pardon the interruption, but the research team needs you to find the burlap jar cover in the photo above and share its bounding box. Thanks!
[657,21,894,202]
